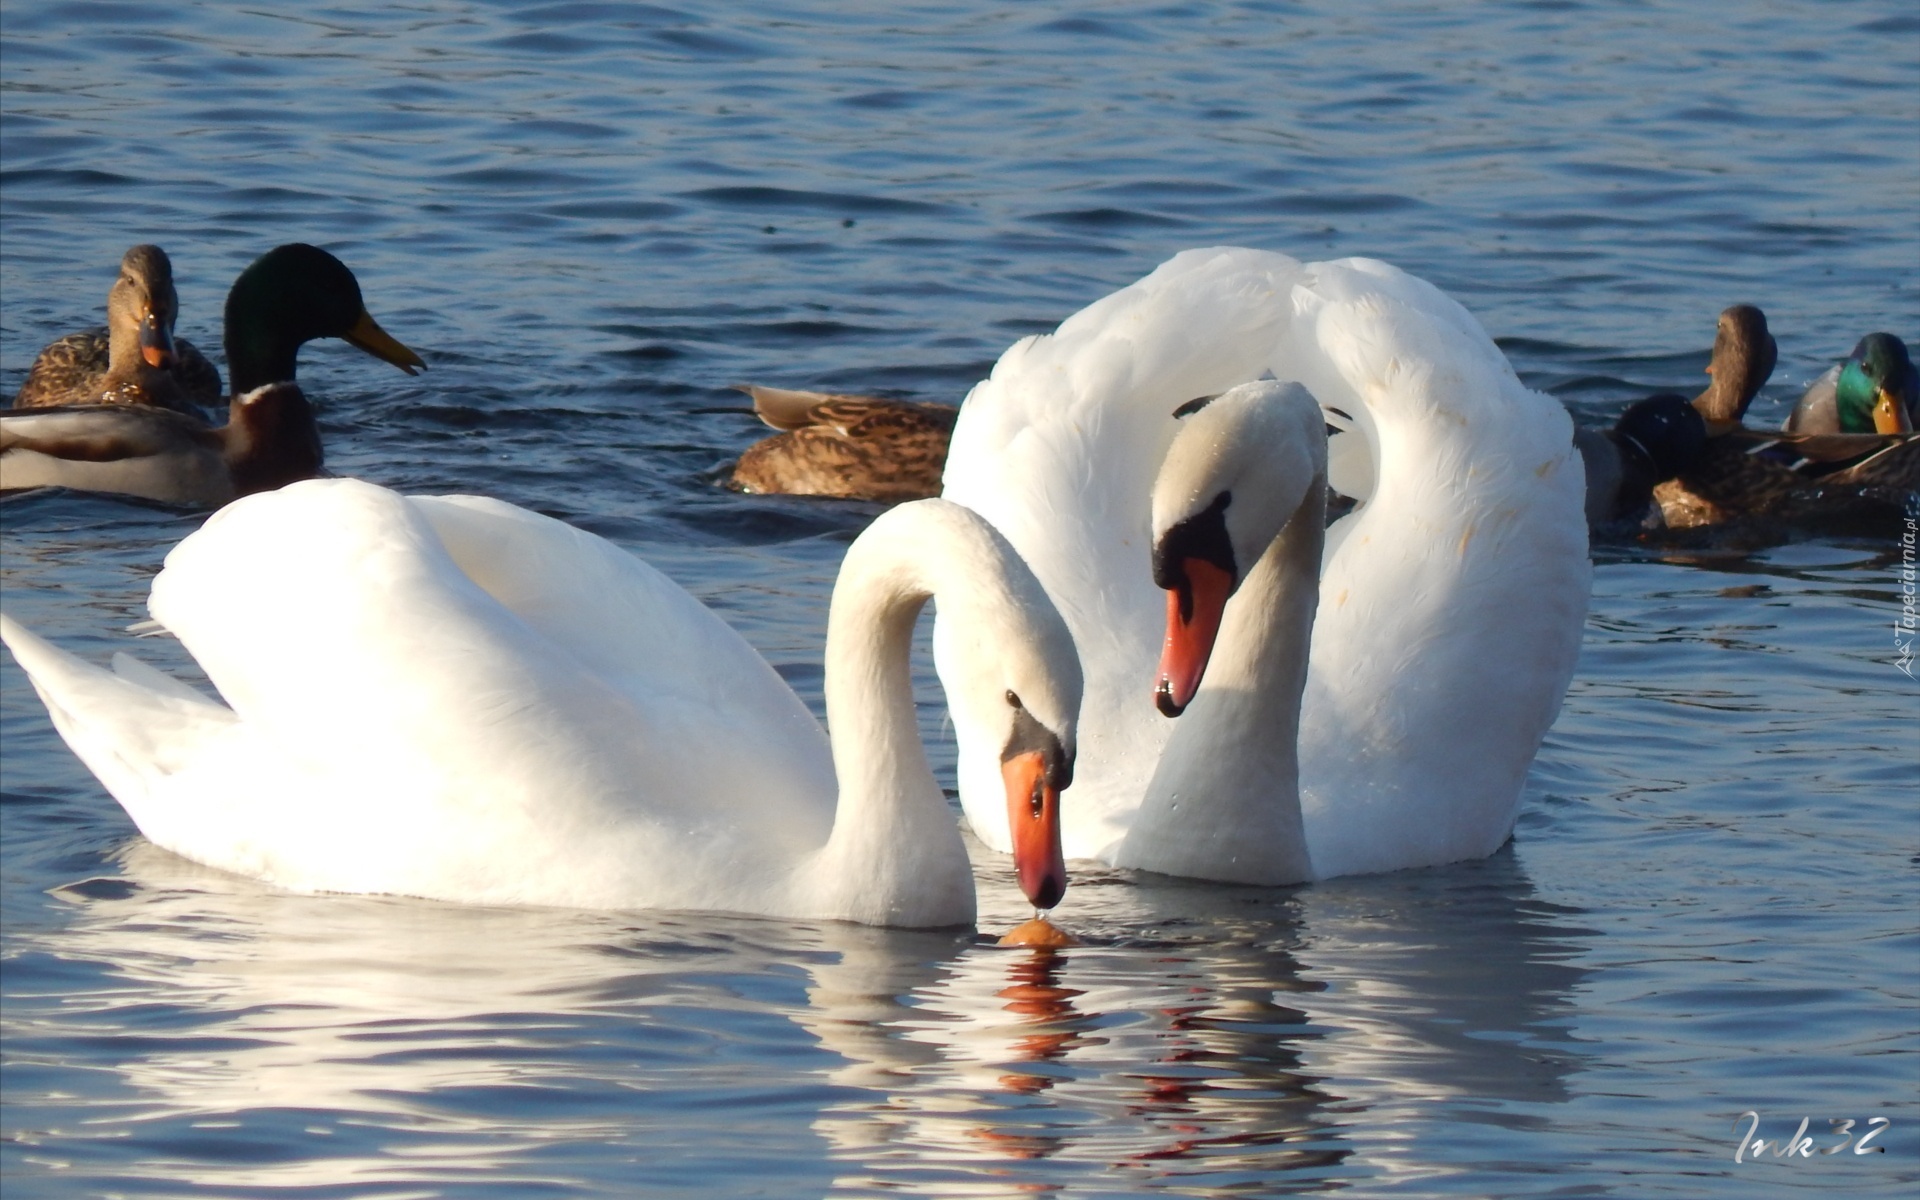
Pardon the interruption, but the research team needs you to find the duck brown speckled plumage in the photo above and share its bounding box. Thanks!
[11,245,223,415]
[1652,305,1917,527]
[729,384,957,503]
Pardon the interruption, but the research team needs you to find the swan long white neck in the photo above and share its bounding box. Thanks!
[1121,479,1325,882]
[811,502,991,927]
[1110,382,1328,883]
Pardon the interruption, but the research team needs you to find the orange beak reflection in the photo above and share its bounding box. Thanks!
[1155,557,1234,717]
[1002,750,1066,910]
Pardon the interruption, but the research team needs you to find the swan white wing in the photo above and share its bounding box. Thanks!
[23,478,837,909]
[940,248,1308,857]
[405,491,834,825]
[1280,260,1590,877]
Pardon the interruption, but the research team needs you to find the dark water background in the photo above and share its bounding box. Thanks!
[2,1,1916,1195]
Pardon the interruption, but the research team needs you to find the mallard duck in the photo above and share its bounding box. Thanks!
[0,244,424,507]
[1572,393,1709,527]
[1785,332,1917,435]
[11,245,223,414]
[728,384,957,502]
[1653,307,1916,527]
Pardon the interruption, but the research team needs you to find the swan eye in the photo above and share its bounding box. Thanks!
[1006,690,1023,709]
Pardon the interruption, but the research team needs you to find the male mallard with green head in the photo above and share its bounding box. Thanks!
[11,244,223,414]
[1574,393,1709,528]
[1786,332,1917,436]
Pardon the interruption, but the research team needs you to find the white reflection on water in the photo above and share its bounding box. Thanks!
[8,836,1595,1195]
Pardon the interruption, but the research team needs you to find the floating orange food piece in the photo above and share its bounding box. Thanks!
[997,917,1080,948]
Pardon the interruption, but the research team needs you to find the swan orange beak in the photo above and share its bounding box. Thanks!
[1003,750,1066,910]
[1873,387,1912,434]
[1155,557,1234,717]
[137,309,177,370]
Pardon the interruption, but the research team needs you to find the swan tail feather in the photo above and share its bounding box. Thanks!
[1,614,239,837]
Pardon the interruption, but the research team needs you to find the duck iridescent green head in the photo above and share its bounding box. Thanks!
[1833,333,1916,434]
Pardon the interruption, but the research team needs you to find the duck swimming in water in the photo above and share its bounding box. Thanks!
[1653,307,1916,527]
[0,244,424,507]
[728,384,957,503]
[1,383,321,508]
[11,245,223,415]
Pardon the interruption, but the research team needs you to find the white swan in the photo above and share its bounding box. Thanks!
[0,478,1081,928]
[937,248,1590,883]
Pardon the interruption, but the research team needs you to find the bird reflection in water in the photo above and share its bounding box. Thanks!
[990,948,1083,1097]
[803,918,1347,1192]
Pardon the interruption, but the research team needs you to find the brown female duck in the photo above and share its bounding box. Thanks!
[11,245,223,414]
[729,384,957,503]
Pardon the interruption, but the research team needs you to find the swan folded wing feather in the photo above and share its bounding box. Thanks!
[135,479,831,906]
[406,492,836,847]
[0,616,239,813]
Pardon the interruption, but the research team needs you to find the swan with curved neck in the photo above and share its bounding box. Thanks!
[0,479,1078,927]
[938,248,1590,884]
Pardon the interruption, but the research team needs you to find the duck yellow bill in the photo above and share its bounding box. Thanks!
[137,310,177,370]
[1155,557,1234,717]
[343,310,427,375]
[1002,751,1066,910]
[1873,388,1912,434]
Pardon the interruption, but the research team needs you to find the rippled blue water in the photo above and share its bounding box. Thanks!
[3,1,1916,1195]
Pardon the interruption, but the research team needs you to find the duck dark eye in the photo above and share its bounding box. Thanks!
[1006,690,1022,709]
